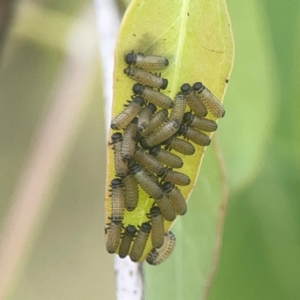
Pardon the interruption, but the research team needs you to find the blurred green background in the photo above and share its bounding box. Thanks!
[0,0,299,299]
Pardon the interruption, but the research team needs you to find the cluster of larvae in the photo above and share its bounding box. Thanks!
[106,51,225,265]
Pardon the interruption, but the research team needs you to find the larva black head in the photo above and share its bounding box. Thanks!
[161,109,169,117]
[149,145,161,156]
[193,82,205,93]
[111,178,123,188]
[124,67,131,75]
[148,103,157,114]
[172,119,181,129]
[131,117,138,124]
[180,83,192,95]
[139,138,149,149]
[132,83,144,95]
[111,132,123,143]
[162,181,173,193]
[178,124,188,136]
[109,216,124,226]
[140,222,152,233]
[161,136,172,146]
[150,206,161,216]
[183,112,193,124]
[124,225,137,236]
[161,78,168,90]
[164,58,169,66]
[110,219,122,226]
[125,52,137,65]
[129,163,142,175]
[133,96,145,107]
[127,158,136,168]
[157,168,167,178]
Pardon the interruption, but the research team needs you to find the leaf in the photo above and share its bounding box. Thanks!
[145,139,226,300]
[105,0,234,262]
[218,0,278,195]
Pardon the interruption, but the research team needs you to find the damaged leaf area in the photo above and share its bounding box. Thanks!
[105,0,234,262]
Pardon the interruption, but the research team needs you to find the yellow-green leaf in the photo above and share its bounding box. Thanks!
[105,0,234,262]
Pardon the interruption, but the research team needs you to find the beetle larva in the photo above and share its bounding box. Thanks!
[180,83,207,117]
[132,83,173,109]
[193,82,225,118]
[141,119,180,149]
[162,181,187,215]
[147,207,165,249]
[118,225,137,258]
[125,51,169,70]
[161,169,190,186]
[178,124,211,146]
[111,96,145,130]
[134,147,166,177]
[183,112,218,132]
[129,163,163,199]
[163,136,195,155]
[123,174,139,211]
[146,231,176,266]
[169,93,186,123]
[124,68,168,90]
[154,194,176,221]
[110,178,125,221]
[121,118,138,161]
[138,103,157,133]
[129,222,152,262]
[110,132,128,177]
[149,145,183,169]
[106,220,122,254]
[140,109,169,136]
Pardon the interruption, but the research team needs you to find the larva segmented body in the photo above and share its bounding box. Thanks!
[125,51,169,70]
[121,118,138,161]
[162,181,187,215]
[180,83,207,117]
[193,82,225,118]
[129,163,163,199]
[141,119,180,149]
[129,222,152,262]
[105,220,122,254]
[110,178,125,221]
[163,136,195,155]
[154,194,176,221]
[169,93,186,123]
[146,231,176,266]
[183,112,218,132]
[111,96,145,130]
[161,169,191,186]
[119,225,137,258]
[140,109,169,137]
[178,124,211,146]
[123,174,139,211]
[147,207,165,249]
[110,133,128,177]
[134,147,166,177]
[149,145,183,169]
[138,103,157,133]
[132,84,173,109]
[124,68,168,90]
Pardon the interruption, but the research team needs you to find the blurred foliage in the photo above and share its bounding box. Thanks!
[0,0,300,299]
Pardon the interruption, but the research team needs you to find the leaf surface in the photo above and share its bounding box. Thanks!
[105,0,234,262]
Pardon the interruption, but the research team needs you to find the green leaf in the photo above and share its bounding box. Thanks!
[105,0,234,262]
[218,0,278,195]
[145,141,227,299]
